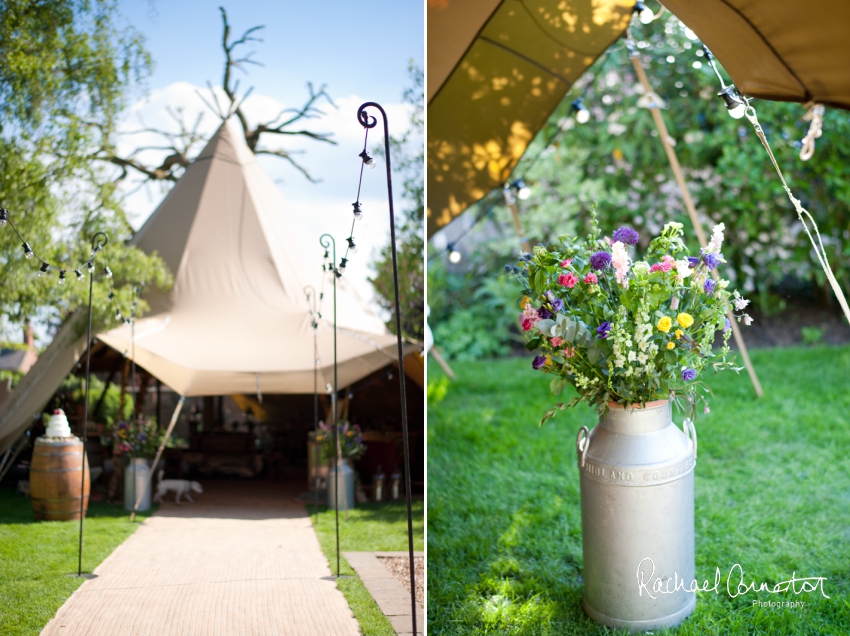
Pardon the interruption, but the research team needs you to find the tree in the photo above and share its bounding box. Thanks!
[93,7,337,185]
[0,0,170,340]
[369,61,424,341]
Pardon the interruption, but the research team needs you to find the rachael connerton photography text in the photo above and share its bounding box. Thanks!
[636,558,829,600]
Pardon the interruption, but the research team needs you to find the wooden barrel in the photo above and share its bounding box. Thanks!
[30,437,90,521]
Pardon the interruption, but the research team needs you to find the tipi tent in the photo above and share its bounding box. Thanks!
[0,120,409,452]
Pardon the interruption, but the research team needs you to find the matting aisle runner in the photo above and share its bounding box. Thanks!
[41,481,359,636]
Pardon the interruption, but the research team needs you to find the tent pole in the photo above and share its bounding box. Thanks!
[130,396,185,522]
[76,232,107,579]
[357,102,419,634]
[319,234,340,578]
[628,52,763,398]
[304,285,319,522]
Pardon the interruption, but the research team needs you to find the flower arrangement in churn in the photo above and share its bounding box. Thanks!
[104,416,168,460]
[508,212,751,424]
[316,420,366,463]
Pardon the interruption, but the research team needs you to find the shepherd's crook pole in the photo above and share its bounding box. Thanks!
[628,51,763,398]
[358,101,419,634]
[130,396,185,522]
[76,232,107,578]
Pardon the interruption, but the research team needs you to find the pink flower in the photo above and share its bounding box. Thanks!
[650,263,663,273]
[661,255,675,272]
[550,337,565,348]
[583,273,598,285]
[519,303,540,332]
[558,272,578,288]
[563,346,576,358]
[520,317,533,332]
[560,259,573,267]
[611,241,631,289]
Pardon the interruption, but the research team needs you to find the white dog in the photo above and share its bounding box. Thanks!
[154,470,203,504]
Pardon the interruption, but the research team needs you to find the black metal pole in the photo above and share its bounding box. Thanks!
[78,232,107,577]
[319,234,340,578]
[304,285,319,521]
[357,101,417,634]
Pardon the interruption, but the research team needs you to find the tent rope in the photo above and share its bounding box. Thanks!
[744,105,850,325]
[799,102,824,161]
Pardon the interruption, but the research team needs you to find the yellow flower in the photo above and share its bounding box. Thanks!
[675,329,683,340]
[667,341,675,350]
[544,355,552,366]
[677,313,694,328]
[657,316,672,332]
[520,296,531,308]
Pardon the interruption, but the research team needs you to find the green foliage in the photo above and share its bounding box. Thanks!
[0,486,154,636]
[370,61,424,341]
[801,326,824,346]
[60,374,132,426]
[0,0,170,340]
[427,346,850,635]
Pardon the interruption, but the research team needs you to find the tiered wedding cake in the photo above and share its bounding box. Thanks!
[44,409,73,438]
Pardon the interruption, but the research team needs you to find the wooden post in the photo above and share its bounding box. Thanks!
[505,198,532,253]
[630,54,763,398]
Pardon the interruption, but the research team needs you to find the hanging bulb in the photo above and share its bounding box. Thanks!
[108,291,115,300]
[326,383,333,394]
[74,268,84,281]
[58,270,66,285]
[23,242,33,259]
[346,237,358,254]
[717,86,746,119]
[38,262,50,277]
[115,310,122,321]
[352,201,363,221]
[87,260,94,273]
[338,257,348,274]
[513,178,531,200]
[571,97,591,124]
[334,268,343,279]
[447,243,462,264]
[0,208,7,227]
[359,149,376,169]
[105,266,113,279]
[634,1,654,24]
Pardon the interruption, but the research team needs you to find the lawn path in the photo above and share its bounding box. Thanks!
[40,480,359,636]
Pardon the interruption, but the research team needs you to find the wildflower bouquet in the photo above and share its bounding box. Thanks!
[509,215,751,424]
[104,416,168,460]
[316,420,367,463]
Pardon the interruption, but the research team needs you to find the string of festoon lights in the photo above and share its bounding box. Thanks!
[0,205,112,284]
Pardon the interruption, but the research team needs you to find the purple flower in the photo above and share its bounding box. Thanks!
[702,252,720,270]
[687,256,700,268]
[724,318,731,332]
[682,368,697,382]
[590,251,612,270]
[532,355,547,370]
[537,307,553,320]
[551,297,565,313]
[612,227,640,246]
[704,279,715,295]
[596,321,612,339]
[139,433,147,442]
[118,422,129,430]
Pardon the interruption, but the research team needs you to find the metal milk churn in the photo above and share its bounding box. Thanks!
[390,468,401,500]
[576,400,697,632]
[373,466,385,502]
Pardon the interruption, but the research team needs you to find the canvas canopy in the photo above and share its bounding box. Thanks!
[0,120,410,453]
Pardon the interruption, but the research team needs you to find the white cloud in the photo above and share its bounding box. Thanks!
[115,82,418,318]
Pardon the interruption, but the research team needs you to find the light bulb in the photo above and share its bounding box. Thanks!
[105,266,113,279]
[352,201,363,221]
[87,260,94,273]
[38,262,50,277]
[0,208,7,227]
[74,269,84,281]
[23,242,33,259]
[449,250,462,264]
[639,6,654,23]
[576,108,591,124]
[728,103,747,119]
[339,257,348,273]
[58,270,66,285]
[518,186,531,200]
[359,150,376,169]
[347,237,358,254]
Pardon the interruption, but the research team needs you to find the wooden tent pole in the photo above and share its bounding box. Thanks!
[630,55,764,398]
[130,396,185,522]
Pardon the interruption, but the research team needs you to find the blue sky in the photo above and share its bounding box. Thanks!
[113,0,424,308]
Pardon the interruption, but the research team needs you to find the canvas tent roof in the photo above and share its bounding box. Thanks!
[0,120,410,453]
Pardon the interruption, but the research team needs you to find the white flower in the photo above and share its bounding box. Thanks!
[742,314,753,326]
[717,279,729,289]
[734,297,750,311]
[675,258,692,282]
[706,223,725,254]
[670,296,680,310]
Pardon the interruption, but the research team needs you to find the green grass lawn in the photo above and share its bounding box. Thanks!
[313,500,424,636]
[428,344,850,635]
[0,488,154,636]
